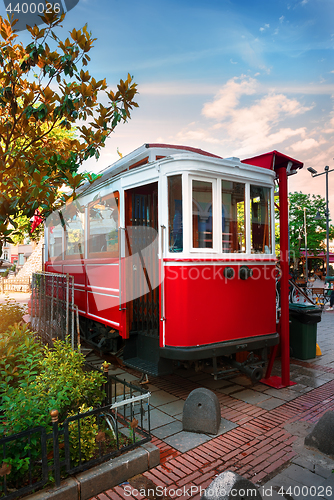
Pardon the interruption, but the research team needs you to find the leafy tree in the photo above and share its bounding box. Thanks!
[0,12,138,251]
[288,191,334,265]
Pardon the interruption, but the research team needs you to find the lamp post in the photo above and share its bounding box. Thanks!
[304,207,308,284]
[307,165,334,277]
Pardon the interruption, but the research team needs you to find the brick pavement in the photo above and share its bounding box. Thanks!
[88,310,334,500]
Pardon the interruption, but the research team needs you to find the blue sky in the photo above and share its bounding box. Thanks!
[2,0,334,212]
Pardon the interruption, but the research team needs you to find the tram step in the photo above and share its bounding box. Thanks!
[123,356,172,377]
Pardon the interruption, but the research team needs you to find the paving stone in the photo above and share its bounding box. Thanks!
[143,383,160,393]
[229,375,253,386]
[188,372,212,382]
[232,389,272,404]
[143,408,175,430]
[200,378,232,389]
[151,420,183,439]
[282,464,325,488]
[293,376,328,388]
[263,388,299,401]
[158,400,185,416]
[256,397,286,410]
[164,430,211,452]
[216,384,244,395]
[149,390,179,407]
[319,474,334,499]
[206,418,238,436]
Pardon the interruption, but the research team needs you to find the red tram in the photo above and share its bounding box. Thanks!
[45,144,303,382]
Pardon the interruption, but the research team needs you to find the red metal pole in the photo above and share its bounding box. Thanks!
[277,165,290,387]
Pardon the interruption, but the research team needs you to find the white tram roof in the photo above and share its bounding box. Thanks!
[78,143,303,194]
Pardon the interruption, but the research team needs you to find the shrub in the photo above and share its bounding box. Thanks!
[0,297,26,333]
[68,404,99,466]
[36,338,105,421]
[0,338,106,488]
[0,323,43,403]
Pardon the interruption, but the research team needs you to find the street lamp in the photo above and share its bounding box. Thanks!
[307,165,334,277]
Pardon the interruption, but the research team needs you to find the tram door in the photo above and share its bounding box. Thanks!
[124,183,159,340]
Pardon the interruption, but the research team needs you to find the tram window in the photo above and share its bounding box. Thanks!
[64,201,85,258]
[47,212,63,260]
[222,181,245,253]
[168,175,183,252]
[250,185,272,254]
[88,192,119,258]
[192,180,213,249]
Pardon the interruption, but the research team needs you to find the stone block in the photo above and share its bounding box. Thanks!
[305,410,334,456]
[200,471,262,500]
[141,442,160,468]
[183,387,221,435]
[24,478,79,500]
[77,448,148,500]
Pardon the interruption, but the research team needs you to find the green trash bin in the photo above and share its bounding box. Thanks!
[289,303,322,360]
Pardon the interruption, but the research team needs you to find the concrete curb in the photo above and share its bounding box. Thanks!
[24,442,160,500]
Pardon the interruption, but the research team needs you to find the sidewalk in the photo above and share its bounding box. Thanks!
[87,309,334,500]
[0,292,30,305]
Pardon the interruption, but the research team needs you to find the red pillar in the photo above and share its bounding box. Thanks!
[277,165,290,387]
[262,164,295,388]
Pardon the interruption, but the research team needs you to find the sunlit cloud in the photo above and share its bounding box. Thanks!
[290,138,325,152]
[177,76,315,157]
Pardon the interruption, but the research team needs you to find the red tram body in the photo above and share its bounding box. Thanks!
[45,144,302,380]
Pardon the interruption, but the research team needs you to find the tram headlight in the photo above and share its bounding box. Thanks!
[239,266,253,280]
[223,267,235,279]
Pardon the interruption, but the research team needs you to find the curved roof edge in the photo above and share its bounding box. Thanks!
[144,143,222,159]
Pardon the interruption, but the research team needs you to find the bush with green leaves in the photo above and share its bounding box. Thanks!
[0,323,43,405]
[68,404,99,466]
[0,296,26,333]
[0,336,105,488]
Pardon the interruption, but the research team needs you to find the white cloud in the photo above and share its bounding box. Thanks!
[279,16,285,23]
[178,76,315,157]
[202,76,257,119]
[290,138,325,152]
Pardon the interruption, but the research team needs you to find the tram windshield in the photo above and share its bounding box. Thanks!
[250,185,271,254]
[192,180,213,248]
[168,175,183,252]
[222,181,245,253]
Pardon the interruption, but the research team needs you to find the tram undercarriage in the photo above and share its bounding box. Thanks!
[79,316,279,383]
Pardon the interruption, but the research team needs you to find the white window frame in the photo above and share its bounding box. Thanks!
[189,175,218,254]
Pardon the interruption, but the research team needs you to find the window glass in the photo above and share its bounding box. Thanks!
[192,180,213,248]
[168,175,183,252]
[221,181,245,253]
[47,212,64,260]
[88,192,119,257]
[63,201,85,258]
[250,185,272,254]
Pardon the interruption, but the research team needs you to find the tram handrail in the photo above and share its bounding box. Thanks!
[119,227,126,311]
[160,225,166,322]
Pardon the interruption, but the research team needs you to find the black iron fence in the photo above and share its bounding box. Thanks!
[0,373,151,499]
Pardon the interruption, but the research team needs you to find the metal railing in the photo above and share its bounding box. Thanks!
[0,373,151,499]
[30,272,79,348]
